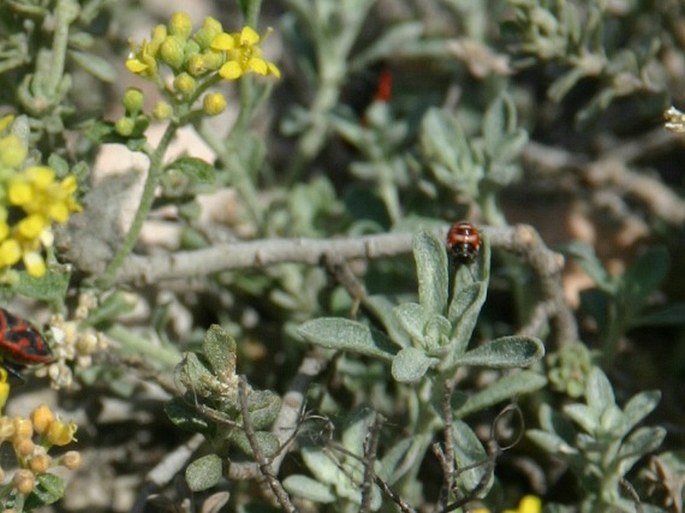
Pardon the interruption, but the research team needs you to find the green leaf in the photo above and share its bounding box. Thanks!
[364,295,411,348]
[229,430,280,458]
[455,371,547,418]
[186,454,223,491]
[620,247,670,311]
[377,436,415,483]
[452,420,492,497]
[562,403,598,434]
[25,473,65,509]
[168,156,215,184]
[164,397,211,433]
[453,336,544,368]
[562,241,615,293]
[618,426,666,462]
[14,269,70,301]
[69,49,117,82]
[202,325,237,383]
[630,304,685,328]
[585,367,616,414]
[527,429,577,454]
[395,302,427,343]
[283,475,335,503]
[391,347,438,383]
[447,239,491,361]
[245,389,281,430]
[302,447,345,486]
[298,318,398,360]
[414,230,449,316]
[620,390,661,436]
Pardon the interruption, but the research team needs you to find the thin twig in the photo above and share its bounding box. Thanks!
[228,353,326,480]
[238,376,299,513]
[360,413,384,513]
[110,225,576,345]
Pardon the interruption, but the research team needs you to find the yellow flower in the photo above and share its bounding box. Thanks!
[0,368,9,413]
[126,38,159,76]
[503,495,543,513]
[23,251,47,278]
[212,26,281,80]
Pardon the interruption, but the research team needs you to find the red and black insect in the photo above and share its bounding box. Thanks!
[446,221,481,264]
[0,308,52,376]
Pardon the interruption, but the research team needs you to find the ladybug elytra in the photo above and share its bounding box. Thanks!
[446,221,481,263]
[0,308,53,370]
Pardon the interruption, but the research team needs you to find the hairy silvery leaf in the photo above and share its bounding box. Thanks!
[244,389,282,430]
[585,367,616,415]
[453,336,544,368]
[185,454,222,492]
[298,317,398,360]
[391,347,439,383]
[229,430,280,459]
[527,429,577,455]
[203,325,238,385]
[176,352,222,399]
[452,420,492,497]
[455,371,547,418]
[395,302,428,344]
[364,295,411,348]
[446,238,491,364]
[562,404,598,435]
[620,390,661,437]
[413,230,449,316]
[164,397,211,433]
[283,475,335,503]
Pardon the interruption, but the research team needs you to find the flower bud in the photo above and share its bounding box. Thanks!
[13,469,36,495]
[13,417,33,441]
[15,437,34,457]
[169,11,193,39]
[203,93,227,116]
[173,72,196,95]
[159,35,185,69]
[152,101,173,120]
[115,117,135,137]
[31,404,55,434]
[0,134,27,168]
[60,451,82,470]
[29,453,52,474]
[122,88,144,113]
[194,16,223,49]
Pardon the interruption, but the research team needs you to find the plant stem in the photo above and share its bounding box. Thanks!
[97,123,177,288]
[107,324,182,369]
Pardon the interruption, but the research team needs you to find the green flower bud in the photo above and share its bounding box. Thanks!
[122,87,144,113]
[115,117,135,137]
[152,100,173,120]
[159,35,185,69]
[194,16,223,49]
[169,11,193,40]
[187,54,207,76]
[174,72,196,95]
[203,92,227,116]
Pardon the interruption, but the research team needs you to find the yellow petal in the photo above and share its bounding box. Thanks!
[23,251,46,278]
[219,61,243,79]
[0,239,21,266]
[267,62,281,78]
[240,26,260,45]
[8,181,32,206]
[210,32,235,50]
[126,58,148,73]
[247,58,268,75]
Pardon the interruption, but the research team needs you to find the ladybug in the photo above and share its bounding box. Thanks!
[446,221,481,263]
[0,308,53,375]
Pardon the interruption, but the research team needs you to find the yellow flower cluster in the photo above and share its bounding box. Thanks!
[473,495,542,513]
[0,119,82,278]
[0,400,79,496]
[125,12,279,119]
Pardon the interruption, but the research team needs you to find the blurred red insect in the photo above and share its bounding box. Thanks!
[446,221,481,263]
[0,308,53,375]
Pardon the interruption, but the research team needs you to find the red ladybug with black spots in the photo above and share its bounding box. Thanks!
[0,308,52,377]
[446,221,481,264]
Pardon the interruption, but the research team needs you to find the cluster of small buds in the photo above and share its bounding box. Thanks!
[35,293,109,389]
[119,11,280,133]
[0,404,79,496]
